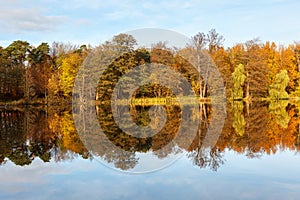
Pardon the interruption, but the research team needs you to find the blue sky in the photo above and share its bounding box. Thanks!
[0,0,299,47]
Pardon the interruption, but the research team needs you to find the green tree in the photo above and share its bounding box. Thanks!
[232,64,246,100]
[268,70,290,99]
[2,40,30,100]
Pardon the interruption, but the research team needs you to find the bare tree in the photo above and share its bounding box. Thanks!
[207,29,224,54]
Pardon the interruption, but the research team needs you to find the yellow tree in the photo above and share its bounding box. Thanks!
[211,47,233,97]
[59,51,87,98]
[262,42,280,83]
[287,43,300,96]
[278,45,299,94]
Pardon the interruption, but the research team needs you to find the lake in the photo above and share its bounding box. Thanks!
[1,101,300,200]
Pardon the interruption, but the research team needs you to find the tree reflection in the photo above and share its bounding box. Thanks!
[0,107,89,166]
[1,99,300,171]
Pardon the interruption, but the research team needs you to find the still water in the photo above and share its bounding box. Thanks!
[1,101,300,199]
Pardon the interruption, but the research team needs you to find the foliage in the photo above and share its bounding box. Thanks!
[268,100,290,128]
[1,31,300,103]
[3,32,300,172]
[232,101,246,136]
[268,70,290,99]
[232,64,246,99]
[59,52,86,97]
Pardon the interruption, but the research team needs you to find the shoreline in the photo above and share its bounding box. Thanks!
[1,96,300,108]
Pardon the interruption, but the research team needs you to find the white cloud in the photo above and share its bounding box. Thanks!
[0,0,299,47]
[0,157,96,195]
[0,6,67,34]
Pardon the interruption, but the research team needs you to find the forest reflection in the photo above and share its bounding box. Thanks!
[1,100,300,171]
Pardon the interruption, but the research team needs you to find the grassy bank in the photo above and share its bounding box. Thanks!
[94,96,211,106]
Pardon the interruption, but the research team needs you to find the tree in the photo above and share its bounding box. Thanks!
[232,64,246,100]
[3,40,30,100]
[109,33,137,53]
[0,46,10,100]
[190,33,207,98]
[59,51,86,98]
[187,29,224,98]
[286,43,300,94]
[27,43,53,99]
[242,39,270,98]
[212,47,233,97]
[191,32,207,51]
[207,29,224,54]
[268,70,290,99]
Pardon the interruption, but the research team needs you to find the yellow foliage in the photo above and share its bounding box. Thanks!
[59,53,85,97]
[48,111,87,154]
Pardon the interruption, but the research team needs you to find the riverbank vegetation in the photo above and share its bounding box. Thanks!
[1,29,300,105]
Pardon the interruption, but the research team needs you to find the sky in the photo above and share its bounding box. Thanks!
[0,0,299,48]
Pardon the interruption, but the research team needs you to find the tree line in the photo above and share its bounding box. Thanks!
[0,41,87,103]
[0,29,300,103]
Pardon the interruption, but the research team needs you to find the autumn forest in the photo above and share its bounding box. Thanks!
[1,29,300,103]
[1,29,300,171]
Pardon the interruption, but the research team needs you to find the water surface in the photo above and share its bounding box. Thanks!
[0,101,300,199]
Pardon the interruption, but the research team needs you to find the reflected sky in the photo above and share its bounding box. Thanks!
[1,149,300,200]
[1,100,300,199]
